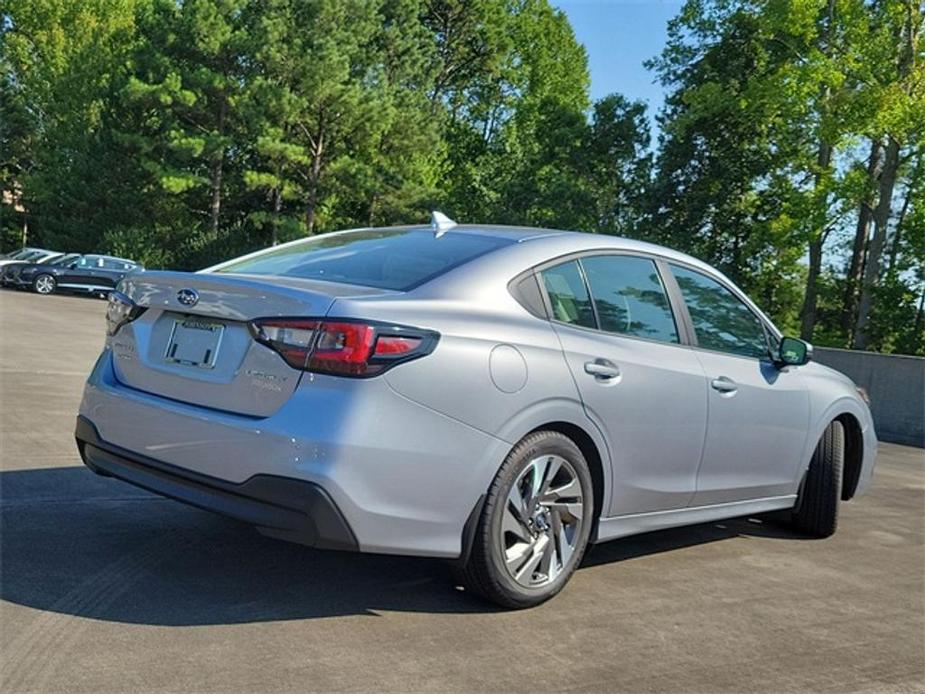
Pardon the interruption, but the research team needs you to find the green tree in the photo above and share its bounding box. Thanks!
[1,0,142,252]
[851,0,924,349]
[240,0,438,239]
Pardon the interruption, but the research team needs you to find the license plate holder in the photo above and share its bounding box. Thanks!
[165,319,224,369]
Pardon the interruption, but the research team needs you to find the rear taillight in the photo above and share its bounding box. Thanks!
[249,318,438,377]
[106,291,146,336]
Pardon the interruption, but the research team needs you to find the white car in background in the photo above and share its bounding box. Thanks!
[0,248,62,268]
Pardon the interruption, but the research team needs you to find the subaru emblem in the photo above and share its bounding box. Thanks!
[177,288,199,307]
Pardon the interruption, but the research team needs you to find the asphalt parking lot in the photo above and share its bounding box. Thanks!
[1,289,923,693]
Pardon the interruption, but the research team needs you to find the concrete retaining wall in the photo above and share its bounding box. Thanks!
[814,347,924,448]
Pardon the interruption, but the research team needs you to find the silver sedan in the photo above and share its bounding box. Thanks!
[76,215,877,607]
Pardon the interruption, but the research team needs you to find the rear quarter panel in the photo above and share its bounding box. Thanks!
[329,289,614,513]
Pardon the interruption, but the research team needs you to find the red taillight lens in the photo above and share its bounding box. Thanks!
[373,335,422,355]
[249,318,437,377]
[310,322,376,375]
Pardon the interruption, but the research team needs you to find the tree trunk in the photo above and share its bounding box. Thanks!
[270,185,282,246]
[853,137,901,349]
[800,238,824,341]
[798,0,836,343]
[887,178,912,275]
[367,194,378,228]
[209,97,228,236]
[799,139,833,342]
[305,130,324,235]
[887,154,921,274]
[209,156,223,235]
[841,139,883,338]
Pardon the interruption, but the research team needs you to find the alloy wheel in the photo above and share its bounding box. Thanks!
[35,276,55,294]
[499,454,584,588]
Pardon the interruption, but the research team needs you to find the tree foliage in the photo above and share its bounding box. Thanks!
[1,0,922,353]
[645,0,924,352]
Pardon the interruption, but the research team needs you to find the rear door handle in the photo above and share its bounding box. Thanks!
[710,376,738,394]
[584,359,621,380]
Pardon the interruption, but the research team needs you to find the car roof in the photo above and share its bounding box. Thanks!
[393,223,718,275]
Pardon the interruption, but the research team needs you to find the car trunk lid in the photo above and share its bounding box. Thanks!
[111,271,392,416]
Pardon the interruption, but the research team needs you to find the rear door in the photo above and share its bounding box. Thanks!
[668,264,810,505]
[540,254,708,516]
[98,258,134,288]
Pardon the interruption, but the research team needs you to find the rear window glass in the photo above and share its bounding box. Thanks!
[214,229,513,290]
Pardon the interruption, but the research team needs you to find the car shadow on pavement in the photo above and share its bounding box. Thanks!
[1,466,809,626]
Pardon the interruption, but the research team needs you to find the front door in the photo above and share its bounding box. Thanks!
[61,255,102,288]
[540,255,708,517]
[668,264,811,506]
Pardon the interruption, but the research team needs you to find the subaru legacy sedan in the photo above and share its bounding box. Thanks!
[76,216,877,607]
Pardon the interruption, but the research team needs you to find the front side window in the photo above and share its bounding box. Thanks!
[76,256,101,268]
[670,264,769,359]
[539,261,596,328]
[51,254,79,267]
[581,255,679,344]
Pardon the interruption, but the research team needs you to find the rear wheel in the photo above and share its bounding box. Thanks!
[791,420,844,538]
[33,274,56,295]
[457,430,593,608]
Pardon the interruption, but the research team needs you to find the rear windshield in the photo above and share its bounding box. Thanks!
[214,229,512,290]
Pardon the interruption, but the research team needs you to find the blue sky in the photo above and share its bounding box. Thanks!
[555,0,684,131]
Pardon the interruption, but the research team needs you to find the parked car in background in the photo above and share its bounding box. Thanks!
[75,215,877,608]
[18,253,142,296]
[0,248,62,269]
[1,252,76,288]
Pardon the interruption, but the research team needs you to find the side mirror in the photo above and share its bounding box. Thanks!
[69,261,79,269]
[776,336,812,367]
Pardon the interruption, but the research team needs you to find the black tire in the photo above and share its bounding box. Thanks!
[32,274,56,295]
[457,430,594,608]
[791,420,844,538]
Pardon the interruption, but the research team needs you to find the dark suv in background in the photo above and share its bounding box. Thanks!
[7,254,142,296]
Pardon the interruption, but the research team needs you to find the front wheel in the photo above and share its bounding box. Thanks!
[791,420,844,538]
[457,431,594,608]
[33,274,56,295]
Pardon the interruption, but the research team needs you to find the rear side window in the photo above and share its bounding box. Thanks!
[540,261,596,328]
[101,259,135,270]
[214,229,513,291]
[670,264,769,359]
[581,255,679,344]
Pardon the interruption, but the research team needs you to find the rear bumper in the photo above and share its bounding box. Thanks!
[76,415,358,551]
[78,349,510,558]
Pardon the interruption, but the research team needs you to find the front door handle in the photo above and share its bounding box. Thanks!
[585,359,621,381]
[710,376,738,394]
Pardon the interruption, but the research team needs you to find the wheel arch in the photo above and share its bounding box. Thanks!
[527,421,606,534]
